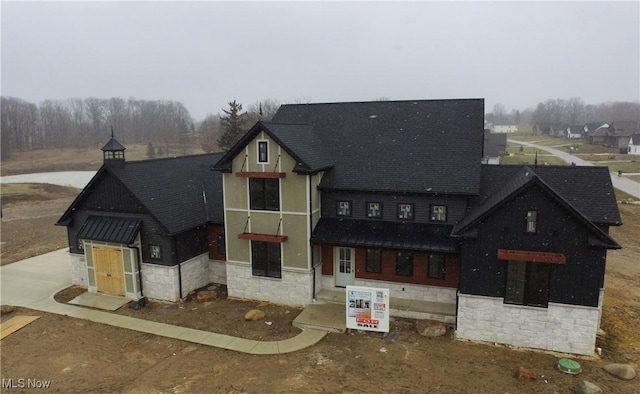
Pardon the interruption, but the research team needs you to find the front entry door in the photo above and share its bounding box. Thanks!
[335,247,354,287]
[93,246,125,296]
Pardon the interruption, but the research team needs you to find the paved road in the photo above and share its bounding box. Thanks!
[0,171,96,189]
[509,140,640,199]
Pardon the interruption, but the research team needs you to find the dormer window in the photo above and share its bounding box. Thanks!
[337,201,352,217]
[367,202,382,218]
[526,210,537,233]
[397,203,414,220]
[430,205,447,222]
[258,141,269,164]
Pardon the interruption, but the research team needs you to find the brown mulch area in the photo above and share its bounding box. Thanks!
[53,284,303,342]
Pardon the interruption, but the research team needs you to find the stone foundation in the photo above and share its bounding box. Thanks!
[179,254,210,297]
[141,263,180,302]
[69,252,88,287]
[319,275,457,304]
[226,262,313,306]
[456,293,601,355]
[209,259,227,285]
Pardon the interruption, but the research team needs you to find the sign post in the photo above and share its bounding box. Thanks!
[345,285,390,332]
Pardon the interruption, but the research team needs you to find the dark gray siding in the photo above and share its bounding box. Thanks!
[459,185,607,307]
[84,173,145,213]
[321,190,469,224]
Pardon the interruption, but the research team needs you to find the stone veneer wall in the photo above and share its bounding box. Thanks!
[179,254,210,296]
[141,263,180,302]
[319,275,457,304]
[209,260,227,285]
[69,253,88,287]
[226,262,313,305]
[456,293,601,355]
[355,279,457,304]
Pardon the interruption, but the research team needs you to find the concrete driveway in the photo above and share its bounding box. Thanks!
[0,249,72,309]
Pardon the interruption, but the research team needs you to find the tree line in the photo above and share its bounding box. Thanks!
[486,98,640,126]
[1,96,281,159]
[1,96,194,158]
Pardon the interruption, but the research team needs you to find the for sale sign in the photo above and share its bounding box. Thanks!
[345,286,390,332]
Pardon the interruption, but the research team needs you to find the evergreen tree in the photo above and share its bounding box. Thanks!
[146,142,156,158]
[217,100,247,151]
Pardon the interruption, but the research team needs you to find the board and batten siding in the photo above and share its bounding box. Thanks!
[223,130,318,273]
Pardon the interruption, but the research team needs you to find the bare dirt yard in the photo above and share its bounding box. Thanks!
[1,150,638,393]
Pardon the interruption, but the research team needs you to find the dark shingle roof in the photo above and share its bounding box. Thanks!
[101,137,126,151]
[312,218,459,253]
[266,99,485,194]
[452,165,621,247]
[58,153,224,234]
[611,121,640,133]
[483,130,507,157]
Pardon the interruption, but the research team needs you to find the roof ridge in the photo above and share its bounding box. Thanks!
[280,98,484,107]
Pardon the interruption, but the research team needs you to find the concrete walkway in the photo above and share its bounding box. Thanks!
[508,140,640,199]
[0,249,327,354]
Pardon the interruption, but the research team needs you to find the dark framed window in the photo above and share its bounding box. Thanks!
[258,141,269,163]
[428,254,446,279]
[430,205,447,222]
[250,178,280,211]
[150,245,162,260]
[216,234,226,255]
[504,261,551,307]
[395,251,413,276]
[337,201,352,217]
[251,241,281,278]
[366,249,382,273]
[397,203,414,220]
[367,202,382,218]
[526,210,537,233]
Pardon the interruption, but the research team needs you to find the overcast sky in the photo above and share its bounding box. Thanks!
[2,1,639,120]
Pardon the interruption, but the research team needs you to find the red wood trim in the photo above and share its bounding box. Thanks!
[238,232,288,243]
[235,172,286,178]
[497,249,566,264]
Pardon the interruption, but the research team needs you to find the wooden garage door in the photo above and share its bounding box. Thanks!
[93,247,125,296]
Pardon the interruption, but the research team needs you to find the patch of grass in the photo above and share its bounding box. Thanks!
[1,143,208,176]
[1,183,79,204]
[507,134,565,146]
[500,154,566,166]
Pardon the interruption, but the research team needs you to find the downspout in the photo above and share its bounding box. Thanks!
[309,175,316,300]
[174,237,183,300]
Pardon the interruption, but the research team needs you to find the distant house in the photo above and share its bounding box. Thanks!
[59,98,622,356]
[628,134,640,155]
[533,122,568,137]
[482,129,507,164]
[587,121,638,148]
[492,124,518,133]
[565,125,585,139]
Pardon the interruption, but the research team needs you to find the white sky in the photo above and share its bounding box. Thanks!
[1,1,639,120]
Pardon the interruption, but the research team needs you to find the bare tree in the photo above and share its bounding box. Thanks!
[246,98,281,124]
[566,97,585,124]
[198,114,221,153]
